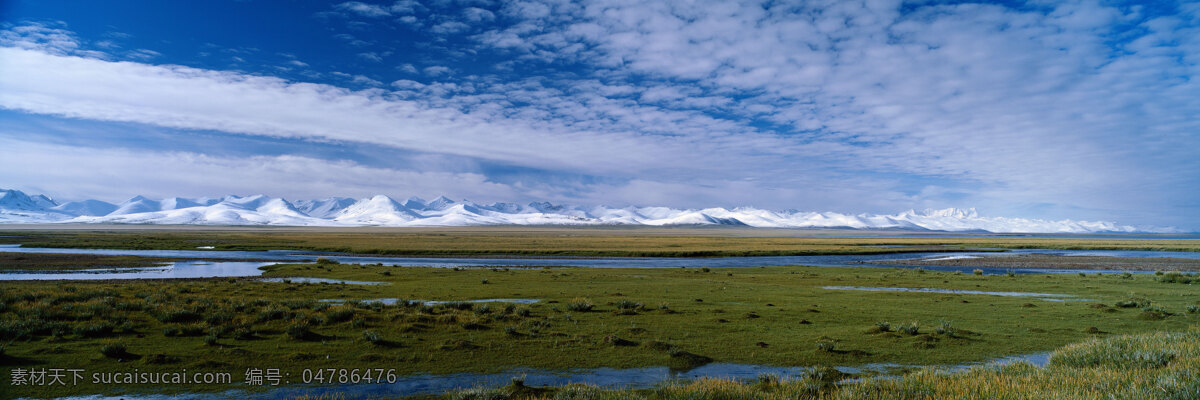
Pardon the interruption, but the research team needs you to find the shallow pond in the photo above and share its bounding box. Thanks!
[0,261,275,280]
[2,245,1198,281]
[319,298,541,305]
[258,277,389,285]
[823,286,1093,301]
[40,351,1053,400]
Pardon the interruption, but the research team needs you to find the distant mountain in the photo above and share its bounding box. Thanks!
[0,189,71,222]
[0,188,1177,233]
[292,197,357,219]
[51,199,117,216]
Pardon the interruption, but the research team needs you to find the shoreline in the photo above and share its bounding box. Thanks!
[876,254,1200,272]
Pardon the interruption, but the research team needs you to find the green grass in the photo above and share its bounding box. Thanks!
[441,328,1200,400]
[0,252,179,270]
[5,227,1199,256]
[3,261,1199,398]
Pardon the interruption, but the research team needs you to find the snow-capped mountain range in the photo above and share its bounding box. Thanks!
[0,188,1170,233]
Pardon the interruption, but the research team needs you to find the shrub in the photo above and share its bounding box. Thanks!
[179,324,206,336]
[874,321,892,332]
[935,321,958,337]
[286,323,311,340]
[443,301,474,311]
[614,300,643,310]
[1139,306,1172,320]
[325,308,356,323]
[1156,271,1195,284]
[973,269,984,276]
[205,312,234,326]
[233,327,255,340]
[816,340,837,352]
[100,343,127,358]
[514,307,532,317]
[1049,332,1186,369]
[155,309,201,323]
[283,300,314,310]
[566,298,594,312]
[604,335,638,346]
[203,334,219,346]
[1117,298,1152,308]
[73,323,115,338]
[315,257,339,265]
[256,307,290,322]
[899,322,920,335]
[475,304,493,315]
[362,330,383,345]
[1187,305,1200,314]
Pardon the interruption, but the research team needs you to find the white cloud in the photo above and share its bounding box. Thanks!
[390,0,422,14]
[462,0,1200,225]
[334,1,393,18]
[0,138,516,203]
[396,63,419,74]
[1,3,1198,228]
[357,52,383,62]
[0,47,757,179]
[125,48,161,60]
[431,21,471,34]
[463,7,496,22]
[422,65,452,76]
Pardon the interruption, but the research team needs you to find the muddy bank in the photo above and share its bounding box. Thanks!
[0,252,182,270]
[876,254,1200,272]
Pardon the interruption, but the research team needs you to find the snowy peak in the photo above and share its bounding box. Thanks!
[0,189,1176,233]
[334,195,421,224]
[908,208,979,219]
[112,195,161,215]
[0,189,57,211]
[293,197,357,219]
[51,200,117,216]
[425,196,456,211]
[402,196,427,209]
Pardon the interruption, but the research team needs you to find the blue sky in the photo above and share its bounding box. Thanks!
[0,0,1197,230]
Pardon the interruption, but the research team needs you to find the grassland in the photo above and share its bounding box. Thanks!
[0,253,179,270]
[443,328,1200,400]
[2,227,1199,256]
[3,259,1199,398]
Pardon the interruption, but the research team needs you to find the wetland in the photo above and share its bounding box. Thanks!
[0,227,1197,399]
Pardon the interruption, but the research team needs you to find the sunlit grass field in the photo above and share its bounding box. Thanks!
[3,259,1198,398]
[448,328,1198,400]
[3,227,1199,256]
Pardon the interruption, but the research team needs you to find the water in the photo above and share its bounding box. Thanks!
[258,277,389,285]
[0,261,275,280]
[319,298,541,305]
[33,351,1054,400]
[2,245,1198,280]
[1,246,1093,399]
[823,286,1093,302]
